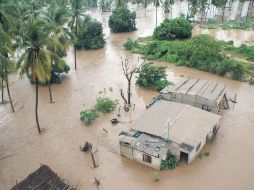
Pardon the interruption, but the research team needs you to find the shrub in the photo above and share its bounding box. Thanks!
[152,171,160,182]
[136,62,172,91]
[76,16,105,50]
[153,17,192,40]
[80,109,99,125]
[108,7,136,33]
[124,38,135,50]
[95,97,118,113]
[160,153,178,170]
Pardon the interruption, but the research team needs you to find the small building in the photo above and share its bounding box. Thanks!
[11,165,75,190]
[119,100,221,169]
[160,78,228,114]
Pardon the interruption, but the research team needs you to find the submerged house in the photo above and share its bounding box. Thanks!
[11,165,74,190]
[160,78,228,114]
[119,100,221,169]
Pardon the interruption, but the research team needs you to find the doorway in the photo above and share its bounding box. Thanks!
[180,151,189,163]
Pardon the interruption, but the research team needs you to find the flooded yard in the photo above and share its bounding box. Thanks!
[1,7,254,190]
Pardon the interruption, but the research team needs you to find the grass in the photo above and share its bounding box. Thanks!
[198,17,254,30]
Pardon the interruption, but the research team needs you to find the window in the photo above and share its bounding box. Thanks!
[143,154,152,163]
[196,142,201,152]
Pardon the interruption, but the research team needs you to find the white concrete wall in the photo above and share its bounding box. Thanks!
[133,150,161,170]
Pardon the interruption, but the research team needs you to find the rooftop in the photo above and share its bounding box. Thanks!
[128,100,221,147]
[11,165,74,190]
[160,78,227,103]
[120,132,168,158]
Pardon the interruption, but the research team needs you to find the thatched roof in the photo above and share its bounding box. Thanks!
[11,165,75,190]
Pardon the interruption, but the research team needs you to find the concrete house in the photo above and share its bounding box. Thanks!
[119,100,221,169]
[160,78,228,114]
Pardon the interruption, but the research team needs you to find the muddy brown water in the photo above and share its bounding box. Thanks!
[1,7,254,190]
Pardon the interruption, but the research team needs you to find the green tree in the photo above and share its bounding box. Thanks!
[163,0,174,18]
[153,17,192,40]
[76,16,105,49]
[108,7,137,32]
[211,0,227,22]
[17,18,54,133]
[45,4,73,103]
[153,0,162,27]
[0,0,19,110]
[68,0,87,70]
[136,62,171,91]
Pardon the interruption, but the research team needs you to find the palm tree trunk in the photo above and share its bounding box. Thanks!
[156,5,158,27]
[5,74,14,112]
[1,63,4,103]
[240,2,243,20]
[74,19,78,70]
[35,78,41,133]
[1,77,4,103]
[48,82,53,103]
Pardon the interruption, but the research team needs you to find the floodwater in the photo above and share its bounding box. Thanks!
[1,7,254,190]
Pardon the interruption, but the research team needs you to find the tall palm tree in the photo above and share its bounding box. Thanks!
[45,4,74,103]
[154,0,162,27]
[68,0,87,70]
[0,26,15,112]
[18,18,52,133]
[0,0,19,108]
[163,0,174,18]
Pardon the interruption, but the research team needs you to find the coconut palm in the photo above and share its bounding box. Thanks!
[68,0,87,70]
[0,26,15,112]
[0,0,19,107]
[45,4,74,103]
[163,0,174,18]
[17,18,53,133]
[154,0,162,27]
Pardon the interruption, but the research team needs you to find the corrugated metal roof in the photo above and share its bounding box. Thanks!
[128,100,221,147]
[160,78,227,102]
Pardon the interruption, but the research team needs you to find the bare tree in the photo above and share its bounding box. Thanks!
[120,58,144,110]
[81,142,98,168]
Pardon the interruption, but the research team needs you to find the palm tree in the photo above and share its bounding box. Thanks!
[0,26,15,112]
[198,0,209,22]
[154,0,162,27]
[18,18,52,133]
[68,0,87,70]
[0,0,19,108]
[163,0,174,18]
[45,4,74,103]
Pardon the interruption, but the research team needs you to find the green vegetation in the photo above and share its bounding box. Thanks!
[126,34,254,82]
[152,171,160,182]
[199,17,254,30]
[95,97,118,113]
[108,7,136,33]
[76,16,105,49]
[160,153,178,170]
[136,62,172,91]
[80,109,99,125]
[153,17,192,40]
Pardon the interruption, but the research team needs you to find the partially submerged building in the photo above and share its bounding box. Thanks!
[160,78,228,114]
[119,100,221,169]
[11,165,75,190]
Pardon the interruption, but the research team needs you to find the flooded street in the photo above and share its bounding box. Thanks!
[1,7,254,190]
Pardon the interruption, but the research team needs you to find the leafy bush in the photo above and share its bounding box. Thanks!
[160,153,178,170]
[76,16,105,49]
[124,38,135,50]
[95,97,118,113]
[136,62,172,91]
[135,34,250,81]
[153,17,192,40]
[108,7,136,33]
[152,171,160,182]
[80,109,99,125]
